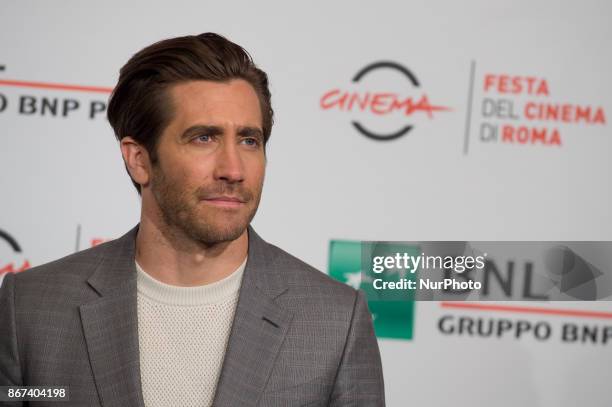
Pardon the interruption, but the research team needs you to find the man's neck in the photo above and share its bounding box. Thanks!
[134,215,248,287]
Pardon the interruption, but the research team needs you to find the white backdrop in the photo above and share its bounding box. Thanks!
[1,1,611,405]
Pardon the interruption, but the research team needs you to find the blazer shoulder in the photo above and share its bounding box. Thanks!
[264,241,358,303]
[14,237,118,285]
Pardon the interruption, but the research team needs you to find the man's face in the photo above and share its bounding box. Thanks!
[148,79,266,245]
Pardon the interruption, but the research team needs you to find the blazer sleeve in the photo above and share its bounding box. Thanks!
[0,272,24,392]
[329,289,385,406]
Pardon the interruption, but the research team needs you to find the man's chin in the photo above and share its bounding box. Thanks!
[186,222,248,246]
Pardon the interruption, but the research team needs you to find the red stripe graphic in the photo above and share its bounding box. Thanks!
[0,79,113,94]
[440,302,612,320]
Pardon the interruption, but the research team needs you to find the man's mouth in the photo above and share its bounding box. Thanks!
[202,196,247,208]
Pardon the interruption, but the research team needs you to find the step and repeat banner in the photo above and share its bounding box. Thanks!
[1,1,611,406]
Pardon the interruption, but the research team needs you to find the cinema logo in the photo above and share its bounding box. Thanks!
[320,61,451,141]
[0,64,111,120]
[0,228,30,275]
[478,73,607,146]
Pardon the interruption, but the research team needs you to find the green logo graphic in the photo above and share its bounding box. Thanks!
[329,240,417,340]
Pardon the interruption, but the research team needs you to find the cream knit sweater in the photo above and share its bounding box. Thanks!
[135,258,246,407]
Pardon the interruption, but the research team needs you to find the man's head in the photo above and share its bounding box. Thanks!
[107,33,272,245]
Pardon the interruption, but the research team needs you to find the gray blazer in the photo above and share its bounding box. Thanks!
[0,226,385,406]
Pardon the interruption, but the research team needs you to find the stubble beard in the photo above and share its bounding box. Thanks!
[150,164,261,246]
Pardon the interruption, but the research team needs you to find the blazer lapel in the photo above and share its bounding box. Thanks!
[213,227,293,407]
[79,227,145,407]
[77,225,291,407]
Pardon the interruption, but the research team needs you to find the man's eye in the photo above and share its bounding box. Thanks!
[195,134,212,143]
[242,138,259,147]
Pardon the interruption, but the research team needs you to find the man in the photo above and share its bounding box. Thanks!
[0,33,384,406]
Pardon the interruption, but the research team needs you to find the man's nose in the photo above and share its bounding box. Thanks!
[213,142,245,183]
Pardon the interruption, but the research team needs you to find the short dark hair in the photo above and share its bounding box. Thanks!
[107,33,274,193]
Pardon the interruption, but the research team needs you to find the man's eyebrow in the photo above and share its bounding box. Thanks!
[237,126,264,140]
[180,125,224,140]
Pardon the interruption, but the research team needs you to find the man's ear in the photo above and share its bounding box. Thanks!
[120,137,152,188]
